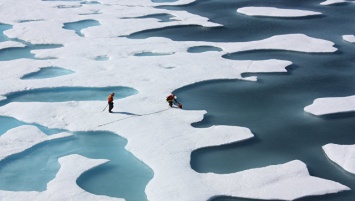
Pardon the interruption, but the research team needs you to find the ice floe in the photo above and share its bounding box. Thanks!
[323,144,355,174]
[343,34,355,43]
[321,0,350,5]
[237,7,322,17]
[206,160,349,200]
[304,95,355,116]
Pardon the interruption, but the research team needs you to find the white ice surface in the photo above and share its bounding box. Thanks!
[343,34,355,43]
[0,41,25,50]
[0,154,121,201]
[321,0,350,5]
[304,95,355,115]
[323,144,355,174]
[0,0,349,200]
[237,7,322,17]
[207,160,349,200]
[0,125,72,161]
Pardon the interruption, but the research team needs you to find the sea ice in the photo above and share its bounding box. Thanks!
[321,0,350,5]
[0,0,350,200]
[304,95,355,116]
[206,160,349,200]
[237,7,322,17]
[323,144,355,174]
[343,34,355,43]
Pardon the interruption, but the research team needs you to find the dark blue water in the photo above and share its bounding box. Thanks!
[175,74,355,201]
[130,0,355,200]
[131,0,355,43]
[0,131,152,201]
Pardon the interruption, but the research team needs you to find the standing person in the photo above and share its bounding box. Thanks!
[108,93,115,113]
[166,94,182,108]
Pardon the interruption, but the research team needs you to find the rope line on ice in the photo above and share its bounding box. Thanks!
[98,108,171,127]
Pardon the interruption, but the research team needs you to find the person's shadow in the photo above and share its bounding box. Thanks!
[111,111,141,116]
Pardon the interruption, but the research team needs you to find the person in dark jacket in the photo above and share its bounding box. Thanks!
[108,93,115,113]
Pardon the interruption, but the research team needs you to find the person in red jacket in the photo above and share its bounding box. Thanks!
[166,94,182,108]
[107,93,115,113]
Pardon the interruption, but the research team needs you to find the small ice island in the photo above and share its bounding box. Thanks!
[237,7,322,17]
[321,0,351,5]
[304,95,355,116]
[343,35,355,43]
[323,144,355,174]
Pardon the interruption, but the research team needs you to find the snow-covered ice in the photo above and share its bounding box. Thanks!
[321,0,350,5]
[206,160,349,200]
[343,34,355,43]
[0,0,352,200]
[323,144,355,174]
[304,95,355,116]
[237,7,322,17]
